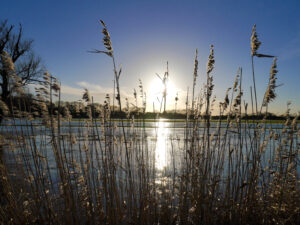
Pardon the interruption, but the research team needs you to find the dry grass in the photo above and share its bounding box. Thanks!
[0,22,299,225]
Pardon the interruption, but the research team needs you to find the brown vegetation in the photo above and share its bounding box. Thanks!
[0,21,299,225]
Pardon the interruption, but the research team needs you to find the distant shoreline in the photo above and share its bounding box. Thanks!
[1,117,298,125]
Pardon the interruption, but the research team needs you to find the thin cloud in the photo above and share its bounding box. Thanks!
[76,81,113,94]
[60,81,134,103]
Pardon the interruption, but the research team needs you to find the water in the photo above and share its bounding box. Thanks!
[1,118,299,184]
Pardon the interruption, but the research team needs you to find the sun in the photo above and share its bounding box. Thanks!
[148,78,177,112]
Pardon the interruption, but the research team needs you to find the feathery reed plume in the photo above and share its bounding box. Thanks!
[251,24,274,58]
[133,88,137,99]
[251,25,261,57]
[206,45,215,100]
[251,25,259,114]
[206,45,215,75]
[233,70,239,92]
[205,45,215,152]
[191,49,198,116]
[62,105,72,120]
[222,87,231,111]
[1,50,15,74]
[193,49,198,77]
[1,19,299,225]
[0,98,9,116]
[100,20,113,51]
[82,88,91,103]
[233,68,243,109]
[51,80,61,92]
[91,19,122,109]
[89,20,113,57]
[262,57,278,107]
[0,51,24,97]
[133,88,138,112]
[138,79,146,113]
[251,25,275,114]
[233,90,242,108]
[90,20,135,208]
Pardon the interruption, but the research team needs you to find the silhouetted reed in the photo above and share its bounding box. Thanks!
[0,22,299,225]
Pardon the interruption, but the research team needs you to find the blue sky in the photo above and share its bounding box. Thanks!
[2,0,300,113]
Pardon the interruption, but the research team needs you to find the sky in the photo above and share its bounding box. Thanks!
[2,0,300,114]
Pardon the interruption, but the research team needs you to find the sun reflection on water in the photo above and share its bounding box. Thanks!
[155,120,169,170]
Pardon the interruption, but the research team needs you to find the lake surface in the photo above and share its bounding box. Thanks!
[1,118,299,183]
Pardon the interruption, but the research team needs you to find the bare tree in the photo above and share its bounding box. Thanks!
[0,20,43,105]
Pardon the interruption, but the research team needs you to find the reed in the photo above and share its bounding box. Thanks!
[0,22,299,225]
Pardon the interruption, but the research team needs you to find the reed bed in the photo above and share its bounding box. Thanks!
[0,22,299,225]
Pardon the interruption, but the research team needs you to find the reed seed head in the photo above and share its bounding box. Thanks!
[82,89,91,103]
[206,45,215,75]
[251,24,261,56]
[263,57,278,106]
[1,50,15,74]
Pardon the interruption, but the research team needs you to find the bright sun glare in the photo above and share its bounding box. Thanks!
[148,78,177,111]
[155,120,168,170]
